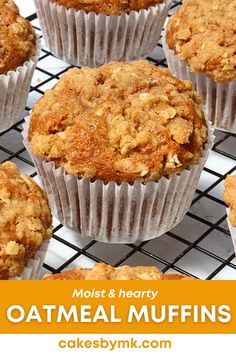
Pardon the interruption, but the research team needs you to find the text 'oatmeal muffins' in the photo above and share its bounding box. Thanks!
[34,0,172,67]
[50,0,164,15]
[29,60,207,184]
[24,60,213,243]
[0,0,39,133]
[43,263,193,280]
[163,0,236,132]
[0,161,52,279]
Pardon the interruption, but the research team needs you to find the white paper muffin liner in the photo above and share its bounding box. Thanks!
[22,117,214,243]
[162,25,236,133]
[34,0,172,67]
[0,38,41,133]
[226,209,236,257]
[11,240,50,280]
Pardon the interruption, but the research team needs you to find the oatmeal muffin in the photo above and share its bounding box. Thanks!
[0,0,36,74]
[34,0,171,67]
[43,263,193,280]
[166,0,236,83]
[224,175,236,227]
[0,0,39,133]
[50,0,164,15]
[24,60,212,243]
[0,161,52,279]
[29,60,207,184]
[163,0,236,132]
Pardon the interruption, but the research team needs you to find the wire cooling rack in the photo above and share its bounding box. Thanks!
[2,0,235,280]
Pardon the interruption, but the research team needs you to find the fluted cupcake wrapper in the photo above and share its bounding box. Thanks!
[11,240,50,280]
[226,209,236,257]
[34,0,172,67]
[162,25,236,133]
[23,117,214,243]
[0,38,41,133]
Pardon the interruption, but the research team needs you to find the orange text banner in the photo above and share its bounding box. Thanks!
[0,280,235,334]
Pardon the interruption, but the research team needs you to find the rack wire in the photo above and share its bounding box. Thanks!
[1,0,236,280]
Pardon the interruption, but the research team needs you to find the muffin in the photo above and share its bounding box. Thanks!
[23,60,213,243]
[0,0,39,132]
[43,263,193,280]
[0,161,52,279]
[224,175,236,254]
[34,0,172,67]
[162,0,236,132]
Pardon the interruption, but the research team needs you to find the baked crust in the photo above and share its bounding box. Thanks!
[0,0,18,11]
[0,162,52,279]
[0,0,36,74]
[29,60,207,184]
[163,274,192,280]
[166,0,236,83]
[224,175,236,226]
[50,0,163,15]
[43,263,193,280]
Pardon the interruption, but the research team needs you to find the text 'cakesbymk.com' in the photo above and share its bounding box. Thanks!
[58,337,172,350]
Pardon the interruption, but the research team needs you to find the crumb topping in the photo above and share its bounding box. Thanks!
[0,0,36,74]
[50,0,164,15]
[224,175,236,226]
[43,263,193,280]
[29,60,208,184]
[167,0,236,83]
[0,162,52,279]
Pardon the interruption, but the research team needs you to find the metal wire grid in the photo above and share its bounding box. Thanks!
[1,0,236,280]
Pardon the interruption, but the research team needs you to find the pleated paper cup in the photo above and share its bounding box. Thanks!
[226,209,236,257]
[34,0,172,67]
[11,240,50,280]
[0,38,41,133]
[162,25,236,133]
[23,117,214,244]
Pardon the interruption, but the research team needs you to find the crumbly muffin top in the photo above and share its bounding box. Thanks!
[0,0,18,11]
[43,263,193,280]
[224,175,236,227]
[50,0,163,15]
[0,162,52,279]
[0,0,36,74]
[166,0,236,83]
[29,61,207,184]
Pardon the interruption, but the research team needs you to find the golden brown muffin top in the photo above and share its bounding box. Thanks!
[166,0,236,83]
[50,0,163,15]
[29,60,207,184]
[0,162,52,279]
[0,0,18,11]
[224,175,236,227]
[0,0,36,74]
[43,263,193,280]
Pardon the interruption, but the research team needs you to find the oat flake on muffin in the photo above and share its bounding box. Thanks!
[50,0,164,15]
[29,60,208,184]
[0,0,36,74]
[43,263,193,280]
[167,0,236,83]
[0,162,52,279]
